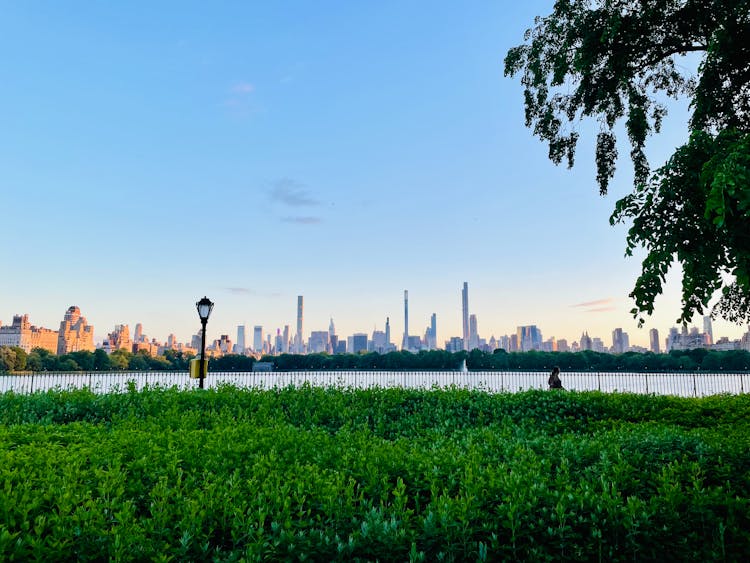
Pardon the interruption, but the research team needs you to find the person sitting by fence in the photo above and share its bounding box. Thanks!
[548,366,564,390]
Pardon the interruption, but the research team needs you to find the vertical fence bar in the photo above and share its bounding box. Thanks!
[644,372,648,395]
[693,373,698,397]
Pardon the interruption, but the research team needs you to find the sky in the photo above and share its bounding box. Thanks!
[1,1,746,349]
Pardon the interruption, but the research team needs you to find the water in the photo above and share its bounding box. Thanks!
[0,370,746,397]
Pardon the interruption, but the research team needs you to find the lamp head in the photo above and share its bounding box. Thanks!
[196,296,214,322]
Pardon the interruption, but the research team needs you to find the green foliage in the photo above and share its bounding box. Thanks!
[505,0,750,325]
[0,387,749,560]
[0,346,26,372]
[5,347,750,373]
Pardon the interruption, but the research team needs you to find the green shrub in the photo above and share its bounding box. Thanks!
[0,387,748,560]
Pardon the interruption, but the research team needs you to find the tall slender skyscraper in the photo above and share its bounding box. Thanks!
[253,326,263,353]
[703,316,714,345]
[649,328,660,353]
[469,314,479,350]
[402,290,409,351]
[236,325,246,354]
[461,282,469,351]
[385,317,391,346]
[296,296,304,354]
[430,313,437,350]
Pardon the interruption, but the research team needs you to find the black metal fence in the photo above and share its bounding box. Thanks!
[0,370,746,397]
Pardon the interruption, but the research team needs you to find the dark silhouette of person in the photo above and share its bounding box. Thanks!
[548,366,563,389]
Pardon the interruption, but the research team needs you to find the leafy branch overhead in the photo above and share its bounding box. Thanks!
[505,0,750,326]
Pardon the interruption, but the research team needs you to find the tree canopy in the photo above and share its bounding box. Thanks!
[504,0,750,326]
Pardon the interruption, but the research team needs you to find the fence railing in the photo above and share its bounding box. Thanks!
[0,370,746,397]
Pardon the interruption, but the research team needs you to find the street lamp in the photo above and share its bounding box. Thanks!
[195,296,214,389]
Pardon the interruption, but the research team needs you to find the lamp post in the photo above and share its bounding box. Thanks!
[195,296,214,389]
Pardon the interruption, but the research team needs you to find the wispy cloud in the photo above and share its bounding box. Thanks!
[223,81,258,118]
[584,306,617,313]
[270,178,320,207]
[232,82,255,94]
[571,298,615,309]
[226,287,255,295]
[281,216,322,225]
[225,287,282,298]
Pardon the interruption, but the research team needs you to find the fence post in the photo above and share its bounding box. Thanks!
[644,372,648,395]
[597,372,601,392]
[30,372,35,394]
[741,373,745,395]
[693,373,698,397]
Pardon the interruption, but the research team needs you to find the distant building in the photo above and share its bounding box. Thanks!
[236,325,246,354]
[461,282,469,350]
[407,335,423,351]
[740,330,750,352]
[57,306,94,355]
[275,329,283,354]
[556,339,570,353]
[445,336,464,353]
[371,330,387,353]
[703,316,714,345]
[517,325,543,352]
[211,334,232,354]
[295,296,304,354]
[308,331,329,354]
[253,326,263,353]
[712,337,739,351]
[468,314,479,350]
[350,333,368,354]
[579,331,592,351]
[0,314,58,353]
[424,313,437,350]
[509,333,519,352]
[612,328,629,354]
[649,328,660,353]
[102,324,131,353]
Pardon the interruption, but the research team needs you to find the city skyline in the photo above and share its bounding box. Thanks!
[2,282,747,354]
[2,2,746,349]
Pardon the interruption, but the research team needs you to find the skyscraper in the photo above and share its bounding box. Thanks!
[296,296,304,353]
[402,290,409,351]
[57,305,95,355]
[385,317,391,346]
[612,328,625,354]
[282,325,290,353]
[703,316,714,345]
[649,328,660,353]
[253,326,263,354]
[469,314,479,350]
[236,325,246,354]
[461,282,469,351]
[429,313,437,349]
[517,325,543,352]
[134,323,143,343]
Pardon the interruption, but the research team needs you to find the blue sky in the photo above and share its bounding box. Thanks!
[1,1,744,348]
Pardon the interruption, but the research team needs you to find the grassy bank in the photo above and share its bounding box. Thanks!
[1,386,749,561]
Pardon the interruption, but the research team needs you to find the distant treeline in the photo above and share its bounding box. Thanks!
[2,345,750,373]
